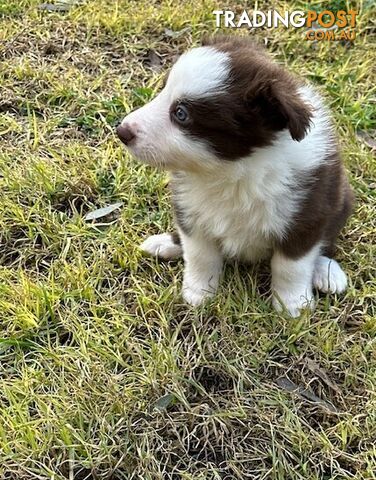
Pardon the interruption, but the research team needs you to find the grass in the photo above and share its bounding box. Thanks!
[0,0,375,478]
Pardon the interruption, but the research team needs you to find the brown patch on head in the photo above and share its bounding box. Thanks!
[172,35,312,160]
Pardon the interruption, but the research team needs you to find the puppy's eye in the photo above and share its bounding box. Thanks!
[174,105,189,123]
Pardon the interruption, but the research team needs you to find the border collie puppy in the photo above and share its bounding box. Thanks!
[117,35,353,317]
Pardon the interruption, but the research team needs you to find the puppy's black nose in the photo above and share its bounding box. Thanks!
[116,124,136,145]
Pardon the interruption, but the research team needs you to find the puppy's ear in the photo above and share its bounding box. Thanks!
[246,78,312,141]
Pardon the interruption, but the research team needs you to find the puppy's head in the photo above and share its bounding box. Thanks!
[117,36,312,171]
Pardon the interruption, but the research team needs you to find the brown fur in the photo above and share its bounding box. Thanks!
[169,36,312,160]
[276,152,354,259]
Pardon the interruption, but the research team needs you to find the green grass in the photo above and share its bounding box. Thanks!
[0,0,375,478]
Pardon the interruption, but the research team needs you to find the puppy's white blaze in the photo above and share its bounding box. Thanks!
[167,47,231,98]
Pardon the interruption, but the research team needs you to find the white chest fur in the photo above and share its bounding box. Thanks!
[171,145,301,262]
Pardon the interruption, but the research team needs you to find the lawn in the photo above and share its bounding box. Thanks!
[0,0,375,479]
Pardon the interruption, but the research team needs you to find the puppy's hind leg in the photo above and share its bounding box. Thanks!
[313,255,347,294]
[140,232,183,260]
[271,246,319,317]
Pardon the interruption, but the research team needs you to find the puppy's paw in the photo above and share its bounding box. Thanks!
[182,284,214,306]
[140,233,183,260]
[272,291,315,318]
[313,256,347,294]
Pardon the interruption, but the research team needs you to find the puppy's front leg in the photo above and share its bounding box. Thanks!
[180,231,223,306]
[271,246,320,317]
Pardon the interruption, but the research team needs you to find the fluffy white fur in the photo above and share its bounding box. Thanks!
[121,46,348,317]
[180,230,223,306]
[141,233,183,260]
[313,256,347,293]
[271,245,320,317]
